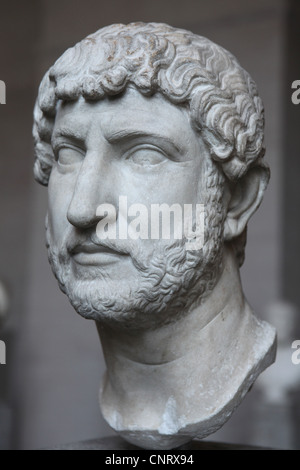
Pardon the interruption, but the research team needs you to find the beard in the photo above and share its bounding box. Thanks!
[46,169,225,330]
[46,224,224,330]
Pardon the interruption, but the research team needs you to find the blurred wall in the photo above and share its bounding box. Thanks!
[0,0,289,450]
[0,0,41,449]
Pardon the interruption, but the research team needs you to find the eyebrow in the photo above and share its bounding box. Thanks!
[52,127,86,145]
[52,126,185,156]
[106,129,184,155]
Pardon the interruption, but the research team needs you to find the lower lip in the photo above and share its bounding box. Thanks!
[72,251,125,266]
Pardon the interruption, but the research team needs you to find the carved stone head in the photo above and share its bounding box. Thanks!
[33,23,276,449]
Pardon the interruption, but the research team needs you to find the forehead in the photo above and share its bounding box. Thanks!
[53,87,198,147]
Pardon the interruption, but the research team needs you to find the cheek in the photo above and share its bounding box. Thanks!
[47,167,74,243]
[121,162,202,207]
[160,165,201,206]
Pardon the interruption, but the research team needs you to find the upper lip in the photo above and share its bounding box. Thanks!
[70,242,126,256]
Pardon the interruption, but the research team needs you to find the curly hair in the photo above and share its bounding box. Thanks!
[33,22,269,265]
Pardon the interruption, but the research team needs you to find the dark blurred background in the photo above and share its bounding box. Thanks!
[0,0,299,450]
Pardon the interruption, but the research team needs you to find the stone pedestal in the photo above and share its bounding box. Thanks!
[48,435,269,450]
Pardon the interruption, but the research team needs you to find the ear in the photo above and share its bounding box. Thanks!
[223,165,270,241]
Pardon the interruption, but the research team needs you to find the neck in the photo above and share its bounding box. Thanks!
[96,247,276,449]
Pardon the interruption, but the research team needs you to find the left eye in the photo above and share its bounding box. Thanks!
[126,148,166,166]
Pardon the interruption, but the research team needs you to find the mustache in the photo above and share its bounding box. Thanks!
[63,229,185,274]
[65,232,156,273]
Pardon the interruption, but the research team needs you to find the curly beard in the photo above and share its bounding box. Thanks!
[46,164,225,330]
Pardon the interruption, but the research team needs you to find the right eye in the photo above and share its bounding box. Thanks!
[55,146,85,166]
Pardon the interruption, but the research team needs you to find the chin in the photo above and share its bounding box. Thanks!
[63,278,171,329]
[66,279,143,323]
[48,246,223,329]
[46,225,223,330]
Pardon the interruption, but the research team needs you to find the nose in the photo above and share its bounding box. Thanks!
[67,152,112,229]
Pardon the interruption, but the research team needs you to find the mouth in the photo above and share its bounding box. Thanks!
[70,242,128,267]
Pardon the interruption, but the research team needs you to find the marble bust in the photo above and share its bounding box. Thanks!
[33,22,276,449]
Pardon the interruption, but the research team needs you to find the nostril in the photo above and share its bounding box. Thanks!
[67,201,99,229]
